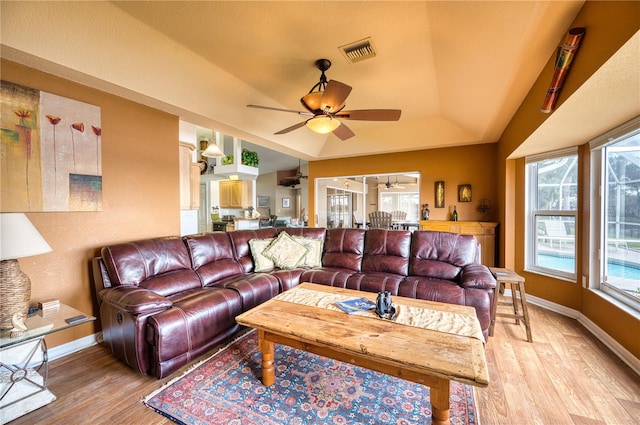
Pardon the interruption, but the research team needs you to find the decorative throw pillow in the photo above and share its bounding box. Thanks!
[248,238,275,272]
[262,232,308,270]
[292,236,323,268]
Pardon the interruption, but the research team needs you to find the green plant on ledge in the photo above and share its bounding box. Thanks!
[241,148,259,167]
[221,154,234,165]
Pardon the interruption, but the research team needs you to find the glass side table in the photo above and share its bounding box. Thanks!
[0,304,95,424]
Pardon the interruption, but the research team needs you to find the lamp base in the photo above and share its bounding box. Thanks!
[0,259,31,330]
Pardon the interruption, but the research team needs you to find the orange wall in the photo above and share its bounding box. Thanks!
[1,60,181,347]
[3,1,638,360]
[497,1,640,357]
[308,143,499,224]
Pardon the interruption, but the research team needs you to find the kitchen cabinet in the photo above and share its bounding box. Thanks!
[419,221,498,266]
[220,180,253,208]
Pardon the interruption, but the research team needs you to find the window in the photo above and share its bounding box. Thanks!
[379,192,420,222]
[526,149,578,280]
[327,189,353,228]
[590,117,640,311]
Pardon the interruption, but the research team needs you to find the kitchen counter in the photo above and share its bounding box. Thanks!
[233,218,260,230]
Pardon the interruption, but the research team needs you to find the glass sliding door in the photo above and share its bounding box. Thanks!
[315,172,420,228]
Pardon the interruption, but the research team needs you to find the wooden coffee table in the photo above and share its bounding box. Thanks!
[236,283,489,425]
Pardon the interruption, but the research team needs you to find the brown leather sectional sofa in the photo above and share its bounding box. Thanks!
[93,227,496,378]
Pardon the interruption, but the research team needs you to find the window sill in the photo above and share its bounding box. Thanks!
[590,288,640,319]
[523,267,576,284]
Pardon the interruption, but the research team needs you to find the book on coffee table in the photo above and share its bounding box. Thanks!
[335,297,376,314]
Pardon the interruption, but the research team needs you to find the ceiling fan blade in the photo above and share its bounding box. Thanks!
[321,80,352,112]
[275,120,308,135]
[247,104,313,116]
[332,122,355,140]
[336,109,401,121]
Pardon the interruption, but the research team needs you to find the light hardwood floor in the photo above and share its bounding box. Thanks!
[9,304,640,425]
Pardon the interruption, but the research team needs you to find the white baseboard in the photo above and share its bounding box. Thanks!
[48,333,99,362]
[523,293,640,376]
[52,299,640,378]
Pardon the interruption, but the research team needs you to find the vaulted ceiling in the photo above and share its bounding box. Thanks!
[110,0,584,158]
[3,1,636,168]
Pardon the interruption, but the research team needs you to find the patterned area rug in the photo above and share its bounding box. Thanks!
[144,330,478,425]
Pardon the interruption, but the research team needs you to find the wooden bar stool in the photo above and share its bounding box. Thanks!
[489,267,533,342]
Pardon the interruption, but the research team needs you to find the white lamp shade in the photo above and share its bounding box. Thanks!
[0,213,52,260]
[201,143,225,158]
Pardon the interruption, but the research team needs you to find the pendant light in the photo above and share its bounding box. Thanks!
[201,141,225,158]
[305,116,341,134]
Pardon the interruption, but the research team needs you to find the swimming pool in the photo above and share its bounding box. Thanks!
[538,253,640,280]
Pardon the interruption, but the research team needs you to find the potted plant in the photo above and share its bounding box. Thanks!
[241,148,259,167]
[221,154,234,165]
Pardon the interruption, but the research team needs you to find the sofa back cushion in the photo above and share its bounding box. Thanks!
[184,233,244,286]
[228,228,278,272]
[101,236,201,296]
[361,229,411,276]
[277,227,327,240]
[409,231,478,280]
[322,228,365,271]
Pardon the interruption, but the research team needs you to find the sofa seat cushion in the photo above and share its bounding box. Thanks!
[221,273,281,311]
[300,267,355,288]
[147,287,242,365]
[269,268,305,292]
[398,276,465,305]
[346,272,404,295]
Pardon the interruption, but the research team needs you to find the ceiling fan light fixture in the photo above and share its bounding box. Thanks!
[306,116,341,134]
[201,142,225,158]
[301,91,323,111]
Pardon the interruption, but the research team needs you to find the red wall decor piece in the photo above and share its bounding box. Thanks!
[541,27,586,113]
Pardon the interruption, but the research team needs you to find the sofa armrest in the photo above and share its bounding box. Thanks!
[459,264,496,290]
[99,286,172,316]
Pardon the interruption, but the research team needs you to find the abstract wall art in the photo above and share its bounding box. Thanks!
[1,81,102,211]
[435,181,445,208]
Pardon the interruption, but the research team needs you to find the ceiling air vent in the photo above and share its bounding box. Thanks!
[339,37,376,64]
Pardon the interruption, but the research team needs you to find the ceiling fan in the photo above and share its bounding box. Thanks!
[247,59,401,140]
[279,159,308,187]
[377,176,405,190]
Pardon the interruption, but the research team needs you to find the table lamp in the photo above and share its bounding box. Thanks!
[0,213,52,331]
